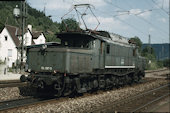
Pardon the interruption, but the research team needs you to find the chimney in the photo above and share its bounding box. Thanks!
[15,28,18,36]
[27,24,32,33]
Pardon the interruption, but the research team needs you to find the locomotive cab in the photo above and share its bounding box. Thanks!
[26,32,97,74]
[59,33,94,49]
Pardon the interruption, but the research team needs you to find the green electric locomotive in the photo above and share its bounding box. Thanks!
[20,31,146,96]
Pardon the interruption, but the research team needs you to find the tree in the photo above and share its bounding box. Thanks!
[142,46,156,61]
[59,18,80,32]
[142,46,156,57]
[130,36,142,53]
[45,33,60,42]
[141,46,160,70]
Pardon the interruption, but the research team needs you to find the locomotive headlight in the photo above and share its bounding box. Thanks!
[54,70,57,73]
[42,44,47,50]
[53,70,59,74]
[28,69,31,72]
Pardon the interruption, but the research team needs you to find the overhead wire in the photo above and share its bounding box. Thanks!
[134,14,168,35]
[69,0,168,42]
[94,8,148,37]
[94,9,167,43]
[151,0,169,15]
[103,0,169,38]
[145,0,168,17]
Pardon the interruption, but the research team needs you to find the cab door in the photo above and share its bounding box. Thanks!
[99,41,105,69]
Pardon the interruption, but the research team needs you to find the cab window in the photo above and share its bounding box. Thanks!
[106,45,110,54]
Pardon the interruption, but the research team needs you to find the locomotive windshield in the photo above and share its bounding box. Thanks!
[57,32,95,49]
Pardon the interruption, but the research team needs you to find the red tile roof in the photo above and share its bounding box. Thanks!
[5,25,20,46]
[32,31,42,39]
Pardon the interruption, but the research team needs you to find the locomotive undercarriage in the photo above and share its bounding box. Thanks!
[21,68,144,97]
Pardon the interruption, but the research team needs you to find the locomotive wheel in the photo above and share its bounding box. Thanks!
[53,82,63,97]
[133,75,139,83]
[90,79,98,92]
[115,77,120,88]
[106,78,112,89]
[37,80,45,89]
[93,79,98,89]
[128,75,133,85]
[63,77,75,96]
[98,76,105,90]
[63,84,74,96]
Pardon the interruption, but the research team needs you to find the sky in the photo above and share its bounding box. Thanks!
[27,0,169,44]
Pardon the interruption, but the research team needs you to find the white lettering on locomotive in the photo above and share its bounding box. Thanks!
[41,66,52,70]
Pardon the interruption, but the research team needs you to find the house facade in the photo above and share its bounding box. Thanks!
[32,32,46,44]
[0,24,46,68]
[0,25,19,67]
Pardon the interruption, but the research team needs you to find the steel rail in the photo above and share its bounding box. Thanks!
[90,83,169,113]
[0,82,27,88]
[145,68,168,73]
[122,83,169,100]
[0,80,20,83]
[0,97,33,111]
[0,96,56,111]
[132,93,170,112]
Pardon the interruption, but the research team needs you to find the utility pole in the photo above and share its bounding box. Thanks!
[43,3,46,15]
[148,34,151,54]
[21,1,26,71]
[148,34,152,64]
[162,45,164,60]
[169,0,170,61]
[13,1,26,72]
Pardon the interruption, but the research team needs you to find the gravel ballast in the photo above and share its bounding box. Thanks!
[0,87,23,101]
[8,79,168,113]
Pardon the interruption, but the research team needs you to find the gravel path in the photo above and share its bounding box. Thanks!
[7,79,168,113]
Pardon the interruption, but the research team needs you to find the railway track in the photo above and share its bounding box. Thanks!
[145,68,169,74]
[0,78,168,112]
[0,96,58,112]
[0,78,157,111]
[90,83,170,113]
[0,69,168,112]
[145,68,170,79]
[0,80,27,88]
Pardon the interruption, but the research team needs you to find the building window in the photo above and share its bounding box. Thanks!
[5,36,8,41]
[8,49,12,57]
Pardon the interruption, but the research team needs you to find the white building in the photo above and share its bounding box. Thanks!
[0,24,46,67]
[32,31,46,45]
